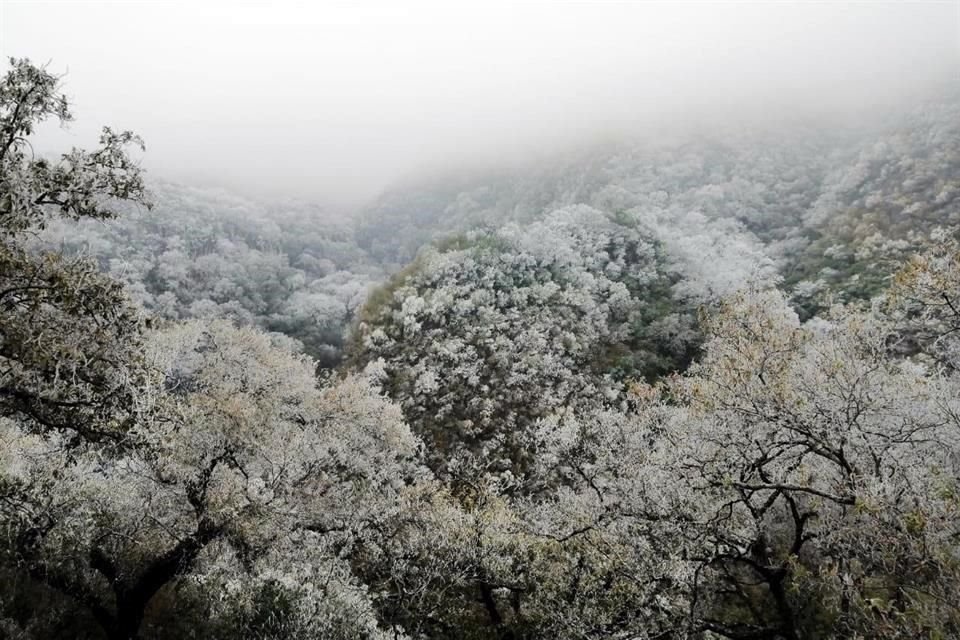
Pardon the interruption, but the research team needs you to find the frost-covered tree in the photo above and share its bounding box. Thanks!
[6,54,960,640]
[886,229,960,370]
[493,284,960,640]
[36,180,380,369]
[0,321,422,639]
[0,58,150,445]
[351,206,679,485]
[0,59,422,640]
[660,289,960,639]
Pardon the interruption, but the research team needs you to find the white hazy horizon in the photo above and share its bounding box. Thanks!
[1,1,958,207]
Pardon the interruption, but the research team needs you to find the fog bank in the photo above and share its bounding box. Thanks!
[1,1,957,206]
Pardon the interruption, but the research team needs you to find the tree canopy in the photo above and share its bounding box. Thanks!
[3,57,960,640]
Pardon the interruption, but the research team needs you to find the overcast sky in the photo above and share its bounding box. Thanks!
[1,1,958,205]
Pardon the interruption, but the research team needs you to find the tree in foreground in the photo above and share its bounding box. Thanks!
[659,288,960,638]
[1,321,422,639]
[0,59,423,640]
[0,58,151,446]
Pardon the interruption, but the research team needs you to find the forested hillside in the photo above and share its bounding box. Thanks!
[35,183,382,368]
[357,97,960,311]
[366,102,960,373]
[43,91,960,368]
[4,58,960,640]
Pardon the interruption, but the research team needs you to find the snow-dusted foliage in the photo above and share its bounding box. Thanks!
[660,289,960,638]
[0,321,422,640]
[36,181,382,368]
[0,62,420,640]
[886,231,960,370]
[5,58,960,640]
[353,206,675,482]
[357,95,960,316]
[630,208,780,300]
[351,284,960,639]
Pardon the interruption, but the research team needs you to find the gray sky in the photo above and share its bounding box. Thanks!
[1,1,958,206]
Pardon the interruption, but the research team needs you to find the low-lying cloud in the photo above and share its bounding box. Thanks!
[2,1,957,206]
